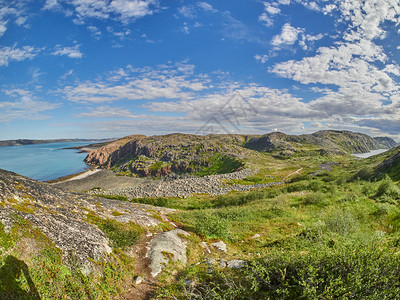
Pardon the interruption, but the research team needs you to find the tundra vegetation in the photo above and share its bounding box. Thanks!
[1,131,400,299]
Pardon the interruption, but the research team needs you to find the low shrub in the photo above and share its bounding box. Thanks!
[303,192,326,205]
[192,212,230,239]
[375,175,400,199]
[156,242,400,299]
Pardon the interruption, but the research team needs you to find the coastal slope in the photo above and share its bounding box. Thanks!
[84,130,397,177]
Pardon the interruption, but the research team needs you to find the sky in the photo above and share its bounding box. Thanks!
[1,0,400,140]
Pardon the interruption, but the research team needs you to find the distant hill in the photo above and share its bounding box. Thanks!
[0,138,106,147]
[84,130,397,178]
[374,136,398,149]
[245,130,397,156]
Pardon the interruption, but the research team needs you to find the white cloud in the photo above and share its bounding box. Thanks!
[0,1,30,37]
[106,26,131,39]
[61,63,210,103]
[271,23,304,47]
[265,5,280,15]
[51,44,83,58]
[44,0,158,24]
[338,0,400,40]
[299,33,324,50]
[258,12,273,27]
[76,106,137,118]
[43,0,59,10]
[254,54,269,64]
[0,89,59,122]
[87,25,101,39]
[197,2,217,13]
[264,0,400,137]
[0,45,39,67]
[178,6,196,18]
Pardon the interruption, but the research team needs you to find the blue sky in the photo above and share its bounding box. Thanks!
[1,0,400,140]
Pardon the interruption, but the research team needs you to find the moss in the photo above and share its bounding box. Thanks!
[86,213,143,249]
[111,210,124,217]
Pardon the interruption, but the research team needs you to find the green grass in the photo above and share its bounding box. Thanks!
[86,213,143,249]
[194,154,244,176]
[154,153,400,298]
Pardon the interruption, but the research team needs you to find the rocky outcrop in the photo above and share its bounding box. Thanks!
[85,133,249,178]
[0,169,164,271]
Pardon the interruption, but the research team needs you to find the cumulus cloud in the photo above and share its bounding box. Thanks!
[263,0,400,138]
[51,44,83,58]
[61,62,210,103]
[271,23,304,47]
[0,45,40,67]
[43,0,159,24]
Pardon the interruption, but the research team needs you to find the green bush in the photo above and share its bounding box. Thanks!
[376,175,400,199]
[325,209,358,236]
[353,166,374,181]
[192,212,230,238]
[156,242,400,299]
[303,192,326,205]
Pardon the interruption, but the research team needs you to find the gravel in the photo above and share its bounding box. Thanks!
[88,168,284,198]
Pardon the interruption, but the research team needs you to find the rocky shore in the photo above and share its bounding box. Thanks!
[88,168,284,198]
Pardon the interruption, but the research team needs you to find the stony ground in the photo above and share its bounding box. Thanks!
[85,168,284,198]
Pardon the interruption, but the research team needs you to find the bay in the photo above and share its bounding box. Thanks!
[352,149,388,159]
[0,142,91,181]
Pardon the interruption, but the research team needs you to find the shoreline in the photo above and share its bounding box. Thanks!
[46,167,97,183]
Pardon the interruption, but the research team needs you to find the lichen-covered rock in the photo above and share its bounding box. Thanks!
[0,169,161,270]
[147,229,190,277]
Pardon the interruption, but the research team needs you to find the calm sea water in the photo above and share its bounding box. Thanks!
[352,149,389,158]
[0,142,91,181]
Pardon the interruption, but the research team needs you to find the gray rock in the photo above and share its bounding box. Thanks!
[147,229,190,277]
[134,275,143,285]
[227,260,246,269]
[219,259,227,268]
[212,241,227,252]
[0,168,166,274]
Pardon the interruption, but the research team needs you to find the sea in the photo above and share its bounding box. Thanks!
[0,142,91,181]
[352,149,389,159]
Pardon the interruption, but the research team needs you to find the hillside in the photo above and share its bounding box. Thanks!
[85,131,397,177]
[85,133,251,177]
[2,130,400,299]
[0,168,181,299]
[245,130,397,155]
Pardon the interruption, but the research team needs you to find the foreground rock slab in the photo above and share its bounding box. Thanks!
[147,229,190,277]
[0,169,163,271]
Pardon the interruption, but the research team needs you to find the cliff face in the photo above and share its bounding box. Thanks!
[85,133,248,177]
